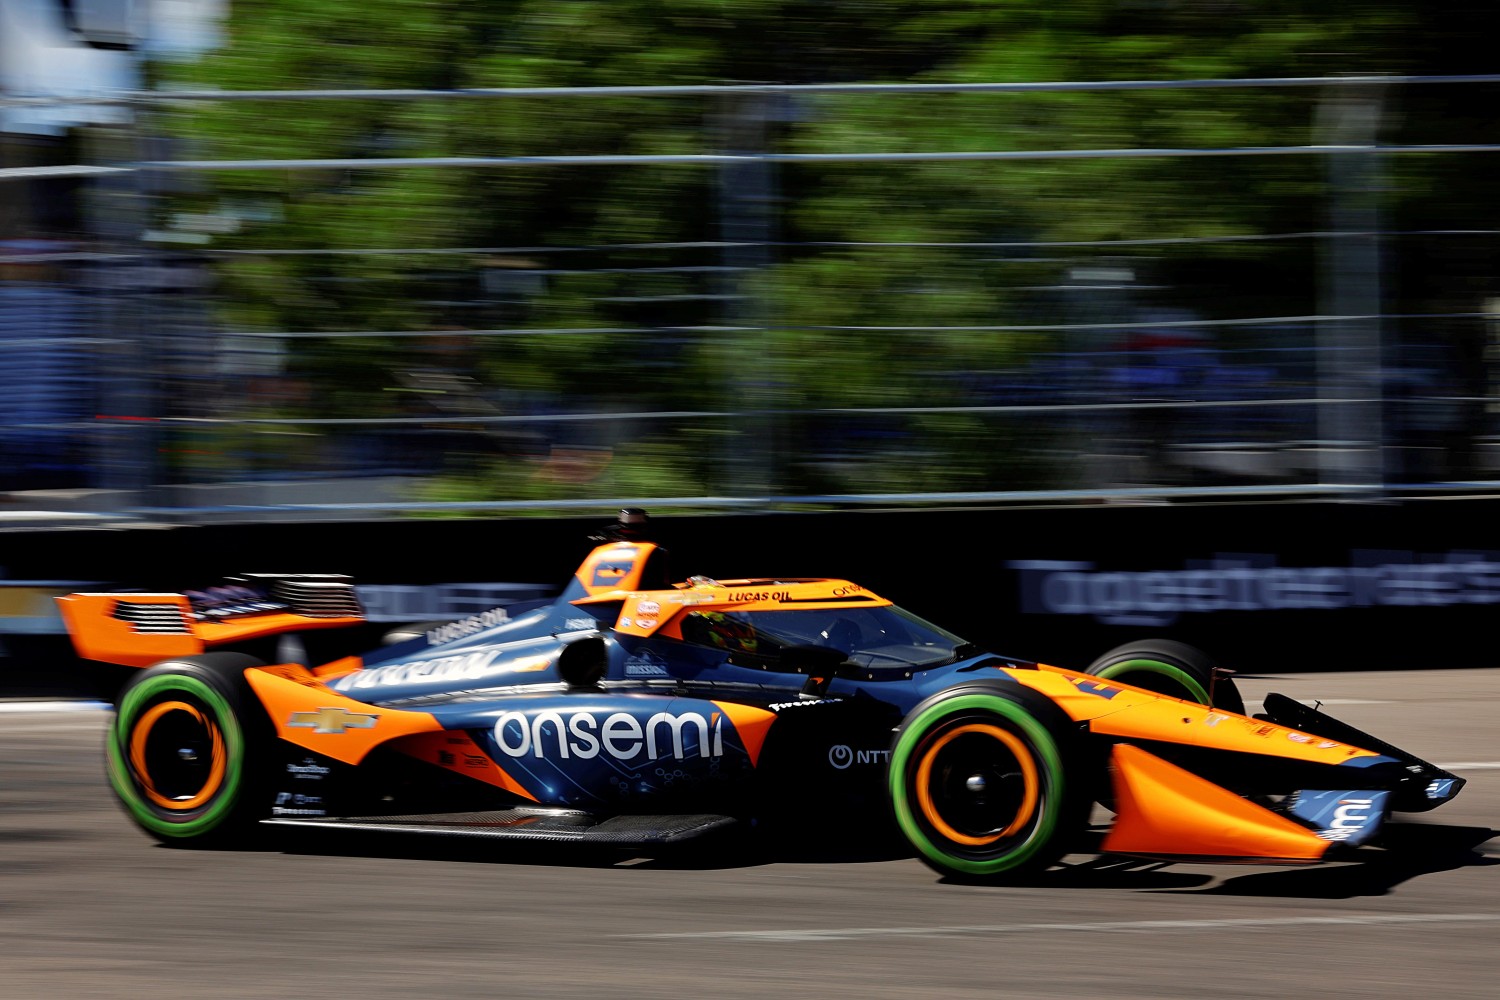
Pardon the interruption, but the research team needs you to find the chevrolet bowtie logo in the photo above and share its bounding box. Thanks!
[287,707,379,735]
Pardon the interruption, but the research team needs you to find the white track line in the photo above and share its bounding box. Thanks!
[1436,761,1500,770]
[620,913,1500,943]
[0,721,111,733]
[0,700,111,713]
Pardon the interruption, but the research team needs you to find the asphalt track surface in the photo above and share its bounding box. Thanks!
[3,670,1499,1000]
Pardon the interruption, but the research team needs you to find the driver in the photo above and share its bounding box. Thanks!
[682,611,760,654]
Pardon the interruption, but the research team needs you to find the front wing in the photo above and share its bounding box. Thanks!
[1011,666,1462,863]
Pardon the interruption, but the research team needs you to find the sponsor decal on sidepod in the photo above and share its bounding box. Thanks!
[494,710,724,762]
[828,744,891,769]
[286,707,378,735]
[624,649,671,677]
[426,607,512,645]
[332,647,509,690]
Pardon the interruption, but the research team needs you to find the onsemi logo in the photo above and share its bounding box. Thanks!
[493,710,723,761]
[286,707,379,735]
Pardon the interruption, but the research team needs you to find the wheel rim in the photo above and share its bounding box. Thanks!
[889,693,1065,876]
[127,700,228,811]
[914,723,1039,846]
[108,673,245,838]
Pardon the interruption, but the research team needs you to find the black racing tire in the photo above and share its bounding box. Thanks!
[1085,639,1245,715]
[106,652,272,847]
[888,683,1088,882]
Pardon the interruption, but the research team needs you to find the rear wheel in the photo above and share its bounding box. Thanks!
[889,686,1084,881]
[106,653,270,846]
[1086,639,1244,714]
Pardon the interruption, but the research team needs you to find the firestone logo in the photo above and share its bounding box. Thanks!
[493,710,723,761]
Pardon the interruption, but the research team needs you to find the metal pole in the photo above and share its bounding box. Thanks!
[86,117,150,494]
[1317,84,1387,494]
[718,91,776,498]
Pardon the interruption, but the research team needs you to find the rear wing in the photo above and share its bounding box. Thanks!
[56,574,365,668]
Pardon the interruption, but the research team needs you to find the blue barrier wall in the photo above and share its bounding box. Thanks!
[5,498,1498,697]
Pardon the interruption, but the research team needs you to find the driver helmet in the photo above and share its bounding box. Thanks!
[692,611,759,653]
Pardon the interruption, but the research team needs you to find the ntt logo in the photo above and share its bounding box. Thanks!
[828,744,890,768]
[493,710,723,761]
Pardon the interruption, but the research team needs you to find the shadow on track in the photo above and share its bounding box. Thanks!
[220,821,1498,894]
[265,823,909,873]
[988,856,1217,891]
[929,824,1497,893]
[1166,823,1500,899]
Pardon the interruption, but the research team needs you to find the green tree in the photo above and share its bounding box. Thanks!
[156,1,1495,500]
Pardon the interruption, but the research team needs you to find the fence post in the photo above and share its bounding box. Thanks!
[87,99,162,502]
[717,89,776,499]
[1317,82,1387,495]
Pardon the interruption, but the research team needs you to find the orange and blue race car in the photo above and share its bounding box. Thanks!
[57,509,1464,881]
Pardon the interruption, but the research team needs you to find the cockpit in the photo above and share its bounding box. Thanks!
[677,604,971,670]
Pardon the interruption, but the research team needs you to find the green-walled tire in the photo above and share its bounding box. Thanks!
[889,685,1085,882]
[106,653,271,846]
[1086,639,1245,715]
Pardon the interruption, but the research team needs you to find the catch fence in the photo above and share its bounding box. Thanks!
[4,74,1500,517]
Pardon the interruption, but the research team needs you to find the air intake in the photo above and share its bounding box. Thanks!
[112,602,191,634]
[263,577,364,619]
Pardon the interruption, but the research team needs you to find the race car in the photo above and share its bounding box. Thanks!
[57,509,1464,881]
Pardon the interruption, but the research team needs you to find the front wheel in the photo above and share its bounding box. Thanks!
[889,686,1084,882]
[106,653,270,846]
[1085,639,1244,715]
